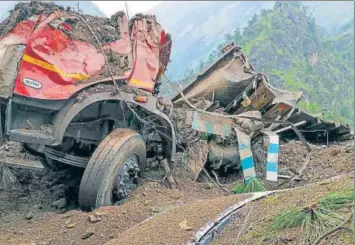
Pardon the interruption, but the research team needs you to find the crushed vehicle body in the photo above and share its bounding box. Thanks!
[0,2,174,210]
[172,43,353,180]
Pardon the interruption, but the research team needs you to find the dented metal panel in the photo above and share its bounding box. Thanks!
[172,45,255,105]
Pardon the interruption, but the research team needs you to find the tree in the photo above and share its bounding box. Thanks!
[208,53,214,64]
[233,28,242,44]
[198,61,205,72]
[225,33,233,42]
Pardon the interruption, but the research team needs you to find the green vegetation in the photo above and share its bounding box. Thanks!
[178,1,354,126]
[319,190,354,211]
[268,190,354,244]
[232,177,266,194]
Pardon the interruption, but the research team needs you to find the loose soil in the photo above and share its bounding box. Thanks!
[212,174,354,245]
[0,140,353,245]
[0,147,232,245]
[107,194,251,245]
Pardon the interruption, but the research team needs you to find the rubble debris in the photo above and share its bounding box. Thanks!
[172,44,353,144]
[82,230,94,240]
[179,219,193,231]
[0,2,64,36]
[51,198,67,209]
[171,43,353,182]
[87,214,102,223]
[187,140,209,180]
[66,223,76,229]
[25,212,35,220]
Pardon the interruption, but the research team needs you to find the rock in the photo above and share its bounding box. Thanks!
[66,223,76,228]
[178,219,193,231]
[51,198,67,209]
[88,214,101,223]
[122,211,127,214]
[25,212,35,220]
[94,211,106,216]
[82,231,94,240]
[203,183,215,189]
[33,204,43,210]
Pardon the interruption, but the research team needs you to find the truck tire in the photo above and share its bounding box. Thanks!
[78,128,146,210]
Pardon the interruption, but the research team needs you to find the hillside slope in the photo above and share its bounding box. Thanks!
[237,2,354,125]
[164,2,354,125]
[148,1,354,79]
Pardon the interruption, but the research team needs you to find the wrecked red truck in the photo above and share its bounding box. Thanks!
[0,2,353,211]
[0,2,175,210]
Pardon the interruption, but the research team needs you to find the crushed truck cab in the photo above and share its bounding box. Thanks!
[0,2,174,210]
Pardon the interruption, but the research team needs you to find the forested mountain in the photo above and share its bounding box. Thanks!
[161,2,354,125]
[147,1,354,80]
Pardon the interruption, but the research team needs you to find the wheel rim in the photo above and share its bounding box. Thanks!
[112,155,140,205]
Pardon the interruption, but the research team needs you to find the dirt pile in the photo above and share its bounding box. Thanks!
[0,142,83,227]
[0,139,353,244]
[0,142,40,162]
[0,150,232,245]
[0,2,64,36]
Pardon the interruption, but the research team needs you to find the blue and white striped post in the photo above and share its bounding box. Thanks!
[235,127,256,183]
[262,130,279,182]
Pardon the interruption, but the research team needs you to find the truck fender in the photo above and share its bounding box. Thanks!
[52,90,176,161]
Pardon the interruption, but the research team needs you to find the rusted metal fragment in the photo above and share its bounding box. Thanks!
[235,79,276,114]
[187,140,209,179]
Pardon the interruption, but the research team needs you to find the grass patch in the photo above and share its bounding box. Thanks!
[232,177,266,194]
[268,190,354,244]
[319,190,354,211]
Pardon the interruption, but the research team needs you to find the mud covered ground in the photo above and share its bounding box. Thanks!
[0,140,353,245]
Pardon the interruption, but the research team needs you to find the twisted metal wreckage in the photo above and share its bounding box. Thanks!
[0,2,352,209]
[172,43,353,182]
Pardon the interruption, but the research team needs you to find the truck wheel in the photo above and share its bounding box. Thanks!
[78,128,146,210]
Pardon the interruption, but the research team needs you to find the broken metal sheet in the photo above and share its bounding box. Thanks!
[234,127,256,181]
[266,83,303,106]
[1,157,44,171]
[261,130,279,182]
[235,79,276,114]
[262,102,296,121]
[189,111,233,138]
[172,45,255,106]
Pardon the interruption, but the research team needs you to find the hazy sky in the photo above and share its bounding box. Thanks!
[93,1,161,17]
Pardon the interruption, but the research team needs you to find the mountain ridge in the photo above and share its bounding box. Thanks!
[147,1,354,80]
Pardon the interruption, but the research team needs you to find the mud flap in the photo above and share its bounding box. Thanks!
[261,130,279,182]
[234,127,256,183]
